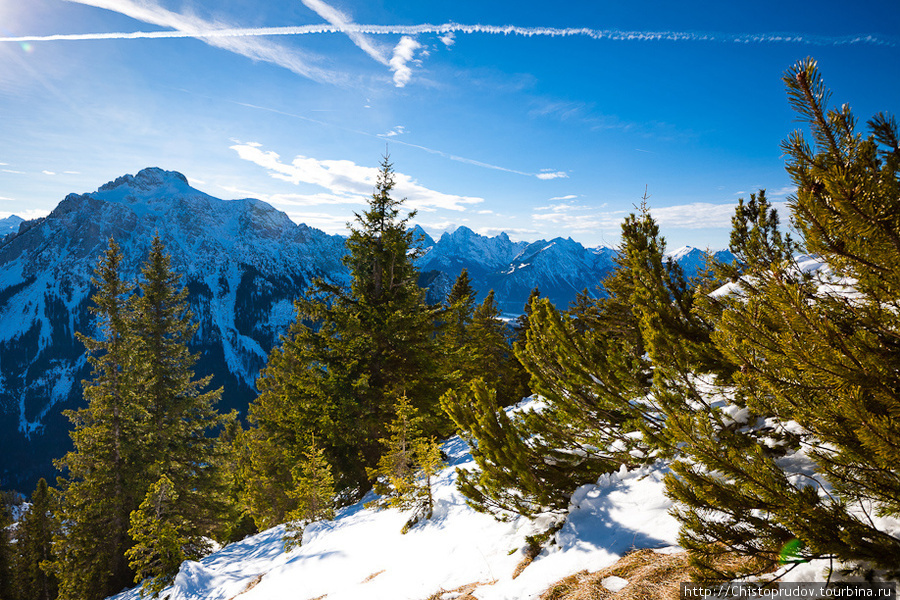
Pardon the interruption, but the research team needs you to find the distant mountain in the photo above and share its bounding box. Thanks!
[416,226,619,314]
[664,245,735,280]
[0,215,24,237]
[0,168,734,492]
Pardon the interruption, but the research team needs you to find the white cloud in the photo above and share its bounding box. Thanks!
[61,0,342,84]
[42,170,56,175]
[218,184,366,207]
[440,32,455,46]
[299,0,389,65]
[536,171,568,180]
[768,185,798,198]
[281,210,351,234]
[476,226,541,240]
[549,194,578,201]
[230,142,483,212]
[1,169,24,174]
[11,21,893,48]
[382,125,406,137]
[390,36,421,87]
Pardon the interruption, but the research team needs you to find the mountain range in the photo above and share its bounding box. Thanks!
[0,167,732,492]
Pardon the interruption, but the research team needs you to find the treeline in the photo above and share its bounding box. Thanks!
[1,57,899,599]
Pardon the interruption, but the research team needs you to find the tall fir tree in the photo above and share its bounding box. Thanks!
[53,237,231,598]
[125,235,230,589]
[52,239,143,600]
[14,479,58,600]
[244,154,444,526]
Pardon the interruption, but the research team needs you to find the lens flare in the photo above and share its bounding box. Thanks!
[20,42,33,53]
[779,539,806,564]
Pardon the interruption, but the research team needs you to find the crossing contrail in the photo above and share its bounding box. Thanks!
[1,24,895,47]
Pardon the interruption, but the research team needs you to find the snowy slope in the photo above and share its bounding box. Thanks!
[109,403,679,600]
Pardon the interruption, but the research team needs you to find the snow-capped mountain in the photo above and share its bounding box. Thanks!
[664,245,735,279]
[0,168,347,491]
[0,168,734,493]
[416,226,619,314]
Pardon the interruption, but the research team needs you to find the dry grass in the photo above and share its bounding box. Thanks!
[536,547,772,600]
[423,579,498,600]
[226,573,264,600]
[363,569,386,583]
[538,549,689,600]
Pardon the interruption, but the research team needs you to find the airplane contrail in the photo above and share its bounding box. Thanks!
[1,24,895,47]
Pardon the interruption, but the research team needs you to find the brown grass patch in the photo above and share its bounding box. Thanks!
[423,579,498,600]
[363,569,386,583]
[536,547,772,600]
[227,573,265,599]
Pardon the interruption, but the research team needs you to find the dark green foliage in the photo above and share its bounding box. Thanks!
[53,237,230,598]
[53,239,143,599]
[0,490,17,600]
[14,479,58,600]
[245,155,445,523]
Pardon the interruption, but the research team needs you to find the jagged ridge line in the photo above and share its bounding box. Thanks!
[1,23,896,46]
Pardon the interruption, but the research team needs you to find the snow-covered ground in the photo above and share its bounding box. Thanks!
[109,409,680,600]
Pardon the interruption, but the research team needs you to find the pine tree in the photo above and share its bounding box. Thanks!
[283,440,335,550]
[245,154,445,517]
[442,269,477,385]
[14,479,58,600]
[125,476,189,598]
[53,239,143,600]
[677,59,900,577]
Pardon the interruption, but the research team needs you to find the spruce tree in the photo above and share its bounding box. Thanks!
[245,154,444,522]
[53,239,143,600]
[283,440,335,550]
[125,235,229,588]
[14,479,58,600]
[125,476,188,598]
[367,395,444,533]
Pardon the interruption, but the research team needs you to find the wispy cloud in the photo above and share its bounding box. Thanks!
[7,21,894,47]
[230,141,484,212]
[536,170,568,180]
[299,0,389,65]
[382,125,407,137]
[58,0,343,84]
[647,201,789,229]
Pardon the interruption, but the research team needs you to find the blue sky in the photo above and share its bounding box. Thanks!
[1,0,898,249]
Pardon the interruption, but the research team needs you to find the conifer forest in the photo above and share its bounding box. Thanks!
[2,58,899,599]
